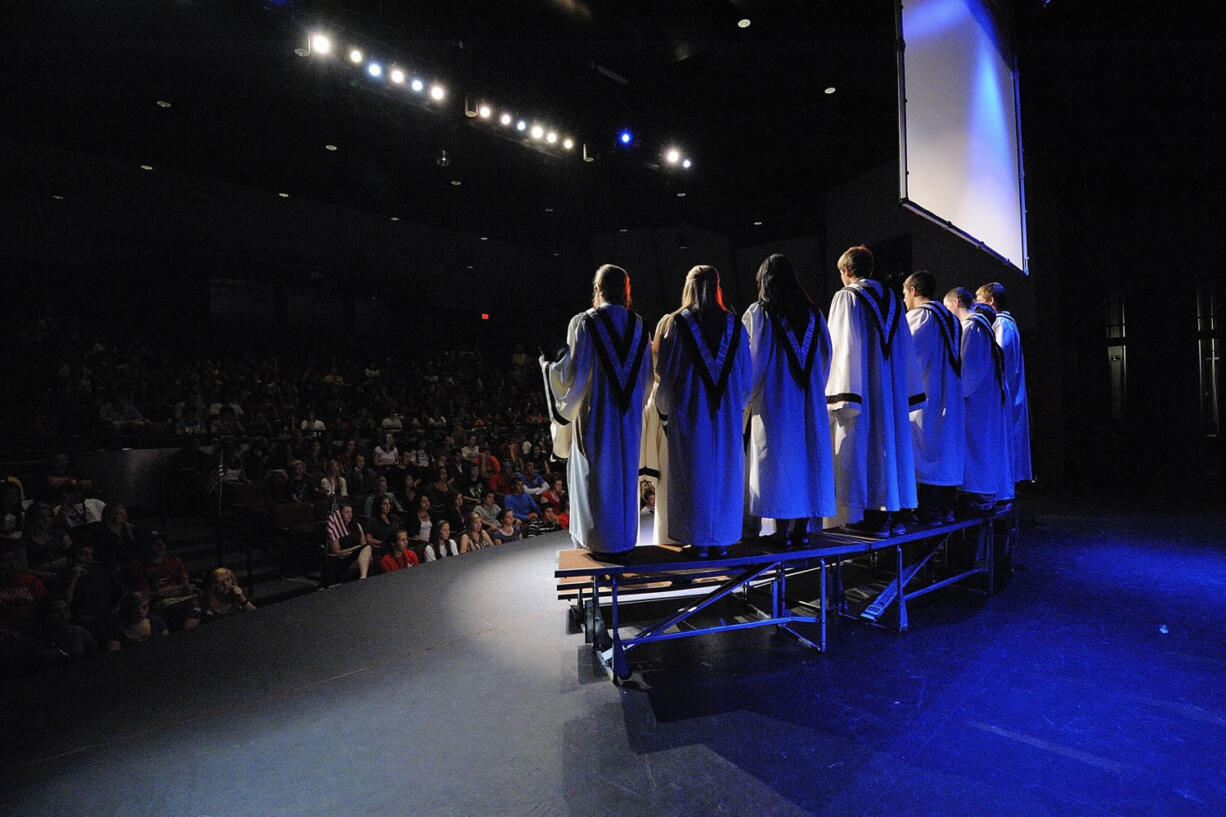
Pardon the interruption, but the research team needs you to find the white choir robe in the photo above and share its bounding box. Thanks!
[638,387,673,544]
[543,304,651,554]
[743,301,837,524]
[652,308,752,547]
[826,279,923,525]
[907,302,964,486]
[994,312,1034,483]
[959,314,1012,496]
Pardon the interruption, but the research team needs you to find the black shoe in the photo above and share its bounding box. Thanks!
[889,522,907,536]
[845,520,889,537]
[685,545,710,559]
[592,549,633,564]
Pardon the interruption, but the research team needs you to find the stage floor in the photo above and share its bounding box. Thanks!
[3,495,1225,816]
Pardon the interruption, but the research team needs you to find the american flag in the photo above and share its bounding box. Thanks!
[204,461,224,496]
[325,494,348,543]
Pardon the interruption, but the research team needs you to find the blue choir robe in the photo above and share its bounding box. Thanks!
[743,301,836,522]
[959,313,1013,497]
[652,308,752,547]
[826,279,924,524]
[993,311,1034,483]
[906,300,965,487]
[543,304,651,554]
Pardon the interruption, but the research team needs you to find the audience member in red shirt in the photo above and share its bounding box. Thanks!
[380,530,420,573]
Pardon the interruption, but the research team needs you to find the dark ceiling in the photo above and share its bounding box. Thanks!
[5,0,904,249]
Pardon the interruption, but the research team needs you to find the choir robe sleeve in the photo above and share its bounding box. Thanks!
[825,289,863,419]
[543,313,592,459]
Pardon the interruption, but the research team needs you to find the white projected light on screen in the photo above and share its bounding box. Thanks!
[898,0,1028,273]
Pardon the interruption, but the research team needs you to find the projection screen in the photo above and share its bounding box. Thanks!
[897,0,1029,274]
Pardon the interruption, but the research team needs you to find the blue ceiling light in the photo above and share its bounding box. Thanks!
[618,129,633,146]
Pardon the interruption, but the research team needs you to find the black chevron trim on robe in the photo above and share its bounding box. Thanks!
[847,280,902,360]
[677,309,742,410]
[921,301,962,377]
[768,307,821,390]
[586,307,649,416]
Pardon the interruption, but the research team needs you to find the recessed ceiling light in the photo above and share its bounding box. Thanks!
[466,264,474,270]
[480,236,489,241]
[390,216,400,222]
[737,18,751,29]
[824,86,837,95]
[753,220,763,226]
[278,192,289,198]
[139,164,153,171]
[450,180,462,186]
[155,100,172,108]
[325,144,338,151]
[544,207,554,213]
[51,194,64,200]
[552,252,560,257]
[618,228,628,233]
[676,192,686,198]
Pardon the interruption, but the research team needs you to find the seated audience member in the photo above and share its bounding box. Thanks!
[438,492,467,538]
[20,504,69,589]
[52,481,105,536]
[490,509,522,545]
[63,542,121,641]
[372,431,399,467]
[380,409,404,430]
[318,459,347,498]
[405,439,430,469]
[460,434,480,463]
[132,534,201,630]
[380,530,419,573]
[364,495,401,557]
[78,503,139,568]
[38,452,94,501]
[327,500,373,580]
[346,453,379,499]
[2,481,24,536]
[540,477,566,511]
[503,478,539,522]
[210,405,245,437]
[286,460,313,504]
[424,466,455,512]
[557,498,570,531]
[34,595,98,667]
[335,438,359,470]
[362,477,403,517]
[300,409,326,436]
[0,542,48,663]
[176,405,207,437]
[221,444,249,485]
[302,438,327,476]
[525,503,563,538]
[200,567,256,621]
[385,451,414,494]
[459,463,487,508]
[640,489,656,517]
[404,495,434,543]
[459,513,493,553]
[516,462,547,496]
[104,591,168,650]
[395,472,419,515]
[474,491,502,530]
[422,520,459,562]
[99,390,146,429]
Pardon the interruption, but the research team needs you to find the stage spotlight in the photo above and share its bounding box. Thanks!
[530,125,544,140]
[349,48,363,64]
[665,148,681,164]
[516,120,527,132]
[737,18,751,29]
[478,104,492,119]
[410,78,424,93]
[311,34,332,55]
[682,158,692,169]
[390,67,405,84]
[562,137,574,150]
[618,130,633,146]
[367,62,382,78]
[325,144,338,151]
[429,85,446,100]
[824,86,836,95]
[499,112,513,126]
[546,131,558,144]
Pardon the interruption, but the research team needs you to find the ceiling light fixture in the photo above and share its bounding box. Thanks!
[410,78,424,93]
[665,148,681,164]
[155,100,172,108]
[349,48,363,64]
[390,67,405,84]
[737,18,751,29]
[682,158,692,169]
[429,85,446,101]
[824,86,837,95]
[450,179,462,186]
[562,137,574,150]
[325,144,338,151]
[311,34,332,55]
[530,125,544,140]
[278,192,289,198]
[139,164,153,171]
[367,63,382,78]
[499,112,513,126]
